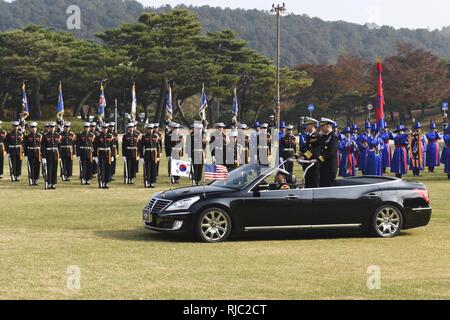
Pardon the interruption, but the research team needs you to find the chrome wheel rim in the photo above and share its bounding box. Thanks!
[201,211,228,241]
[375,206,401,237]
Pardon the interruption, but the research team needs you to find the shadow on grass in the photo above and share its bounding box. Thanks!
[94,227,415,243]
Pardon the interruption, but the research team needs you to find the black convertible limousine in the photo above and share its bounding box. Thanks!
[143,160,432,242]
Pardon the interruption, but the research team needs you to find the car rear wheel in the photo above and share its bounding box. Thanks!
[371,205,403,238]
[196,208,232,243]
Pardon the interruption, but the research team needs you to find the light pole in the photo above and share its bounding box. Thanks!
[271,3,286,130]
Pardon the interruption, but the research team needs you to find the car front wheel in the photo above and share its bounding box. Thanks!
[371,205,403,238]
[196,208,232,243]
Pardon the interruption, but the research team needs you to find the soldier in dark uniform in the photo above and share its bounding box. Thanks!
[318,118,339,188]
[188,123,206,186]
[76,122,95,185]
[108,122,119,180]
[5,121,24,182]
[90,122,99,177]
[23,122,42,186]
[94,123,114,189]
[41,122,61,189]
[164,122,173,177]
[299,117,321,188]
[122,122,140,185]
[209,123,227,165]
[280,125,297,174]
[139,124,161,188]
[0,121,6,179]
[168,123,184,184]
[59,122,76,182]
[153,123,163,176]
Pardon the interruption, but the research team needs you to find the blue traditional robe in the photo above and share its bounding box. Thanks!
[442,134,450,174]
[338,137,357,177]
[425,131,441,168]
[365,135,384,176]
[356,133,369,172]
[379,131,394,169]
[391,134,409,175]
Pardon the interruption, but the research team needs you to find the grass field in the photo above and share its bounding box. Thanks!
[0,157,449,300]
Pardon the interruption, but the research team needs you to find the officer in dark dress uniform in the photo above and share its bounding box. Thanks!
[5,121,24,182]
[108,122,119,180]
[299,117,321,188]
[76,122,95,185]
[90,122,99,177]
[153,123,163,176]
[280,124,297,174]
[318,118,339,188]
[59,122,76,181]
[122,122,140,184]
[94,123,114,189]
[188,123,206,186]
[24,122,42,186]
[139,124,161,188]
[0,121,6,179]
[41,122,61,189]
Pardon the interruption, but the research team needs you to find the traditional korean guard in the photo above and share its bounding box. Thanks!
[189,123,206,186]
[356,121,371,172]
[94,123,114,189]
[0,121,6,179]
[23,122,42,186]
[379,123,394,173]
[391,125,409,178]
[59,122,76,182]
[409,122,427,177]
[76,122,95,185]
[5,121,24,182]
[279,124,297,174]
[299,117,321,188]
[139,124,161,188]
[425,121,441,173]
[441,125,450,179]
[364,123,384,176]
[108,123,119,180]
[122,122,140,185]
[350,124,360,167]
[318,118,339,187]
[338,127,357,177]
[41,122,61,189]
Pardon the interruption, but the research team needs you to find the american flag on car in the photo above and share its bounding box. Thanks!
[205,164,229,181]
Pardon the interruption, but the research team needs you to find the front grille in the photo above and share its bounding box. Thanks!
[145,198,172,213]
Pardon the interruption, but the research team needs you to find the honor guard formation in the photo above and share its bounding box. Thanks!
[0,116,449,190]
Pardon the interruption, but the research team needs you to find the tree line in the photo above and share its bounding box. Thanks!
[0,8,449,127]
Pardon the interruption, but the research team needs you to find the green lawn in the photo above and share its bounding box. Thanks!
[0,158,449,300]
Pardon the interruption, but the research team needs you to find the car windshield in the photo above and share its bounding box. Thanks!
[211,164,271,189]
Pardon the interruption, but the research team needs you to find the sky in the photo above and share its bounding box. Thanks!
[137,0,450,30]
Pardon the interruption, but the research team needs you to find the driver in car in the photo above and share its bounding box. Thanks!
[273,171,291,190]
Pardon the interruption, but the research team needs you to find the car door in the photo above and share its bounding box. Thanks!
[311,185,379,226]
[238,188,313,230]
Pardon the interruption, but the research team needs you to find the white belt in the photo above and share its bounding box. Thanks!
[46,147,58,151]
[98,148,111,151]
[10,145,21,148]
[28,147,40,150]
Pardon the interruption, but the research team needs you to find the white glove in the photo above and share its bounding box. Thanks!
[123,157,127,162]
[24,156,28,161]
[111,157,115,163]
[42,158,47,165]
[140,158,145,164]
[94,157,99,164]
[77,156,80,161]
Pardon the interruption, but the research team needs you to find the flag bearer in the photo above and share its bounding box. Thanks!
[0,121,6,179]
[425,121,441,173]
[59,122,76,182]
[122,122,140,185]
[338,127,357,177]
[41,122,61,189]
[391,125,409,178]
[139,124,161,188]
[409,122,427,177]
[94,123,114,189]
[23,122,42,186]
[5,121,24,182]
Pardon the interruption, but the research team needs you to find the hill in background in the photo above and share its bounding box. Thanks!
[1,0,450,65]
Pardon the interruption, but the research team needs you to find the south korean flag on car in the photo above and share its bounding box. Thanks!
[171,160,191,178]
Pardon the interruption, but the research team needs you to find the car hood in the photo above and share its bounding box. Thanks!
[157,185,235,201]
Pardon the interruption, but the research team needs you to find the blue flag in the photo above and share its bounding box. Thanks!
[232,87,238,115]
[22,83,29,115]
[166,84,173,120]
[98,83,107,117]
[199,84,208,117]
[57,82,64,118]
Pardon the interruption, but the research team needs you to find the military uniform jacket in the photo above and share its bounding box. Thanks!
[24,132,43,160]
[319,132,339,167]
[139,133,161,162]
[41,132,61,161]
[111,132,119,157]
[0,129,6,156]
[280,134,297,158]
[76,132,95,161]
[122,132,140,159]
[5,131,24,157]
[299,130,321,161]
[94,132,114,161]
[60,131,76,160]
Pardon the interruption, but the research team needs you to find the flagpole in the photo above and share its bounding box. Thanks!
[115,99,118,132]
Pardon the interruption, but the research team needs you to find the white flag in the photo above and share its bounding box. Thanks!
[171,160,191,178]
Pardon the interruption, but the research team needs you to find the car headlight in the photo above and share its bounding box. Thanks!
[165,196,200,211]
